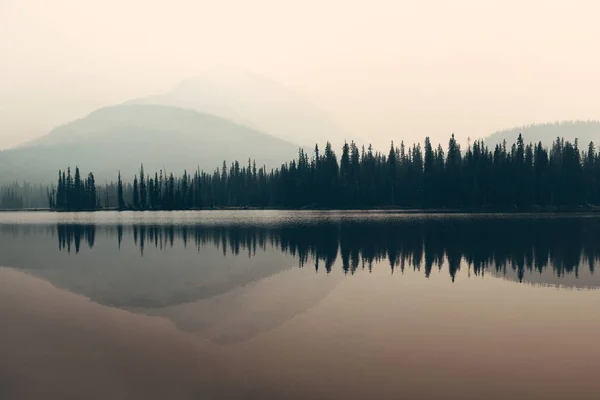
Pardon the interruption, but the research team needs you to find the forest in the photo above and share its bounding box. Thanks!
[0,182,49,209]
[3,134,600,211]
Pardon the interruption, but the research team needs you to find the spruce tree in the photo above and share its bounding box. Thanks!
[117,171,125,210]
[56,170,64,209]
[139,164,147,210]
[387,142,397,206]
[340,142,350,207]
[86,172,96,210]
[74,167,83,210]
[423,137,434,207]
[133,175,140,210]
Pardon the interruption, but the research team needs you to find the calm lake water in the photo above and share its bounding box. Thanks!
[1,211,600,399]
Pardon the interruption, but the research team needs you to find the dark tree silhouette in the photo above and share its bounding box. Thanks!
[117,171,125,210]
[132,175,140,210]
[139,164,147,210]
[50,167,97,211]
[28,134,600,211]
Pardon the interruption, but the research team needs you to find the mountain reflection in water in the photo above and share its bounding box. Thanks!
[2,212,600,400]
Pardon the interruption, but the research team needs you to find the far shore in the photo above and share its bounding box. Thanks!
[2,206,600,214]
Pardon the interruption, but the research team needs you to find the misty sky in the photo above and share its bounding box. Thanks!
[1,0,600,150]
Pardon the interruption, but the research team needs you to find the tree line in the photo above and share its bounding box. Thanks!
[50,167,98,211]
[0,188,23,209]
[0,182,48,209]
[48,134,600,210]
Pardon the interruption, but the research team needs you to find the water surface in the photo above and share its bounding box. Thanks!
[1,211,600,399]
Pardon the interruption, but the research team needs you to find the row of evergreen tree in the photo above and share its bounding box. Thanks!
[0,188,24,209]
[0,182,49,209]
[51,167,98,210]
[50,134,600,210]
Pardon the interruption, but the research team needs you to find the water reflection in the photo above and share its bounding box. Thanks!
[47,217,600,285]
[3,213,600,400]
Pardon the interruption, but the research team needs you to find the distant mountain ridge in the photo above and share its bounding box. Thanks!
[485,120,600,147]
[128,65,362,149]
[0,66,362,184]
[0,104,300,184]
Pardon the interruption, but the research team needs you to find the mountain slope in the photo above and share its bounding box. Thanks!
[129,66,361,149]
[0,104,299,184]
[485,120,600,147]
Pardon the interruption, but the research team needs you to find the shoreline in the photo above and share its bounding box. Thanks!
[2,206,600,214]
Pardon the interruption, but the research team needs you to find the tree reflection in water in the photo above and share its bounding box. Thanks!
[54,217,600,283]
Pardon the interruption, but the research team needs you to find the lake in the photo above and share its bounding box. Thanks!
[1,211,600,399]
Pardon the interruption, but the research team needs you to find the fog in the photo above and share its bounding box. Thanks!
[2,0,600,150]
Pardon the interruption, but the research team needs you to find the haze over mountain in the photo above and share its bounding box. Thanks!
[484,121,600,148]
[129,66,361,149]
[0,104,299,184]
[3,1,600,152]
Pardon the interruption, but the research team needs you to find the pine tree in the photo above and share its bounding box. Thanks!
[446,134,462,207]
[117,171,125,210]
[56,170,64,209]
[340,142,350,207]
[66,167,73,210]
[62,171,68,209]
[584,142,597,204]
[139,164,147,210]
[349,141,360,207]
[387,142,397,206]
[423,137,434,207]
[133,175,140,209]
[73,167,83,210]
[86,172,96,210]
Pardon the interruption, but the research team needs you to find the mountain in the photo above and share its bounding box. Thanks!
[484,120,600,148]
[128,66,360,149]
[0,104,299,184]
[488,264,600,291]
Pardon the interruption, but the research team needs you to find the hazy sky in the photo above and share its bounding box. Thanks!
[1,0,600,150]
